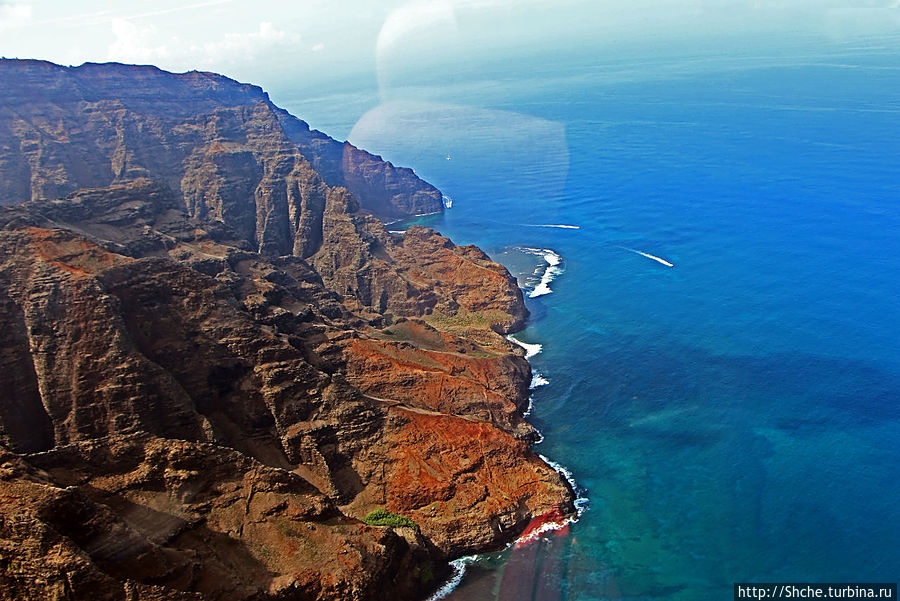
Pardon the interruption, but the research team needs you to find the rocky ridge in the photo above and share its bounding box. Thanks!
[0,60,573,601]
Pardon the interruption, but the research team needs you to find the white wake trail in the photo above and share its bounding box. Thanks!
[620,246,674,267]
[521,223,581,229]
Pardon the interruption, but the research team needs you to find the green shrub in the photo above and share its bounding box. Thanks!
[362,508,419,531]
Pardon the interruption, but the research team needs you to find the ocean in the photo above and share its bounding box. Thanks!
[279,38,900,600]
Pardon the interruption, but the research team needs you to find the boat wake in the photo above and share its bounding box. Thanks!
[521,223,580,229]
[619,246,674,267]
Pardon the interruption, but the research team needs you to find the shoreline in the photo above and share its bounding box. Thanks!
[425,249,586,600]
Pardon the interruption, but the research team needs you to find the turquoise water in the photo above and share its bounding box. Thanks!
[281,41,900,600]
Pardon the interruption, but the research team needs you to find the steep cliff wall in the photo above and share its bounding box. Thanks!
[0,60,441,218]
[0,60,572,601]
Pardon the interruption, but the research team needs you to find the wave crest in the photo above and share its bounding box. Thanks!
[519,247,564,298]
[425,555,478,601]
[506,334,542,358]
[530,372,550,389]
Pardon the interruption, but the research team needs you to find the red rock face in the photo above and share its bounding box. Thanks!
[381,408,571,554]
[340,322,535,439]
[0,60,573,601]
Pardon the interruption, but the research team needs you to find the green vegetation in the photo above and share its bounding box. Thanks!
[362,508,419,532]
[424,309,510,332]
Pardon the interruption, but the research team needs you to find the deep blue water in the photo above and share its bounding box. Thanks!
[281,42,900,600]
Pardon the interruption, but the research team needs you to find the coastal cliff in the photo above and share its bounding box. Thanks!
[0,60,572,600]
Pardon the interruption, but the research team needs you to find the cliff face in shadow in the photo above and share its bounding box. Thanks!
[0,60,571,601]
[0,59,442,224]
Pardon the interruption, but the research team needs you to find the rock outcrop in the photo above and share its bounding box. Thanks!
[0,60,573,601]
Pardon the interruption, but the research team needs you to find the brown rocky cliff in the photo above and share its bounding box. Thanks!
[338,319,536,440]
[0,59,441,230]
[0,60,518,328]
[2,434,437,601]
[308,190,527,332]
[273,106,443,218]
[0,60,573,601]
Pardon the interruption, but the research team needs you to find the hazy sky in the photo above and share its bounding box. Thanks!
[2,0,898,90]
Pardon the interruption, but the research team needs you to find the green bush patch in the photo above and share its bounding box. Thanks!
[362,508,419,532]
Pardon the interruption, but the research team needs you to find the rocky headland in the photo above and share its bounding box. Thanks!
[0,60,573,600]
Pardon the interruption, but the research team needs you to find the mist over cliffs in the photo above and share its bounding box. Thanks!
[0,59,572,601]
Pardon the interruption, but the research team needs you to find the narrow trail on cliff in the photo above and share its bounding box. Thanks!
[363,394,481,421]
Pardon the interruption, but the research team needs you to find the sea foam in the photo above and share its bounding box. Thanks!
[519,248,564,298]
[523,395,535,417]
[426,260,581,592]
[506,334,542,358]
[538,454,590,518]
[512,455,589,546]
[514,516,570,546]
[530,372,550,389]
[425,555,478,601]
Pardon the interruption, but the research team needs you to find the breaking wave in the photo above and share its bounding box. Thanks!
[519,248,564,298]
[530,372,550,389]
[506,334,542,358]
[538,454,590,518]
[425,555,478,601]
